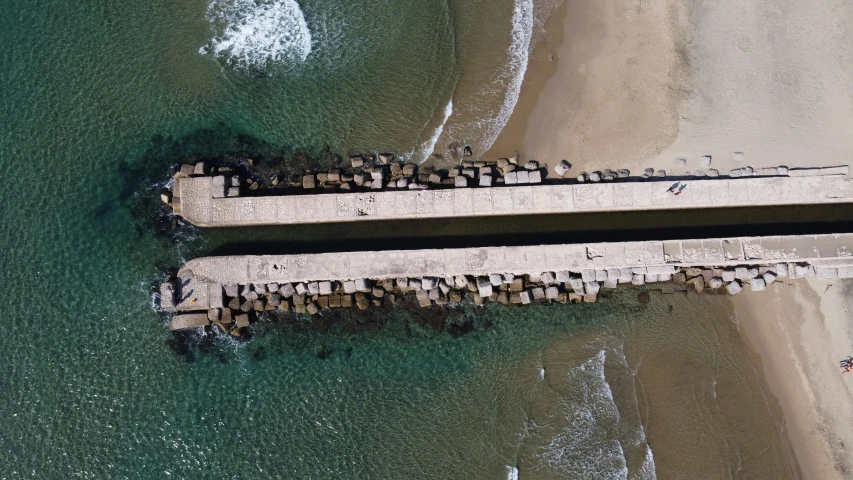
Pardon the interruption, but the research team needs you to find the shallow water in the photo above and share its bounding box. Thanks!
[1,0,791,478]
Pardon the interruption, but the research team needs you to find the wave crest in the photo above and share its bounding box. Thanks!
[200,0,312,70]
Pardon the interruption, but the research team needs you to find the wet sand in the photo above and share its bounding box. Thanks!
[490,0,853,177]
[732,279,853,480]
[509,288,794,479]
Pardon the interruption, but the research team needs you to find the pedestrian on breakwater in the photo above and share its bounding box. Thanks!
[674,183,687,196]
[666,182,680,194]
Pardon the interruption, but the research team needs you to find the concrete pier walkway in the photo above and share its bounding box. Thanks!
[165,233,853,315]
[172,172,853,227]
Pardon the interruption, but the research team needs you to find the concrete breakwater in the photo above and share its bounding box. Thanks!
[161,233,853,332]
[166,159,852,227]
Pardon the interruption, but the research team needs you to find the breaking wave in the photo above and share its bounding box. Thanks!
[199,0,312,70]
[416,97,454,164]
[539,350,629,478]
[475,0,533,152]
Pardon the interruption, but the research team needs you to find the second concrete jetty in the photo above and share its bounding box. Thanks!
[161,233,853,332]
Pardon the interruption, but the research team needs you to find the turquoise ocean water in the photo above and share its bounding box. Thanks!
[1,0,793,478]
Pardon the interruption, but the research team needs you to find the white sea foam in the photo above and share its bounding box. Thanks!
[539,350,629,479]
[507,465,519,480]
[631,445,657,480]
[474,0,533,152]
[416,97,454,164]
[200,0,312,70]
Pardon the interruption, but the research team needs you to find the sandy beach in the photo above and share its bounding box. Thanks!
[487,1,853,477]
[732,279,853,479]
[489,0,853,178]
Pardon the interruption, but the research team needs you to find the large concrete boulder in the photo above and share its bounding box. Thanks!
[793,264,813,278]
[279,283,296,298]
[688,276,705,293]
[750,278,766,291]
[554,160,571,177]
[529,171,542,184]
[355,278,371,292]
[726,281,743,295]
[160,281,177,312]
[568,277,585,293]
[527,287,543,300]
[267,294,281,307]
[355,293,370,310]
[584,282,601,295]
[478,279,493,298]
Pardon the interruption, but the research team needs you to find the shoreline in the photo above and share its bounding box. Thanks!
[731,278,853,480]
[490,0,853,178]
[483,0,566,160]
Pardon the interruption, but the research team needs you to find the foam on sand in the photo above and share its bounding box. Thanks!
[199,0,312,70]
[476,0,533,152]
[506,465,519,480]
[539,350,632,479]
[416,97,454,164]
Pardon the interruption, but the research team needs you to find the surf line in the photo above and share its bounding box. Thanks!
[416,96,455,164]
[480,0,534,153]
